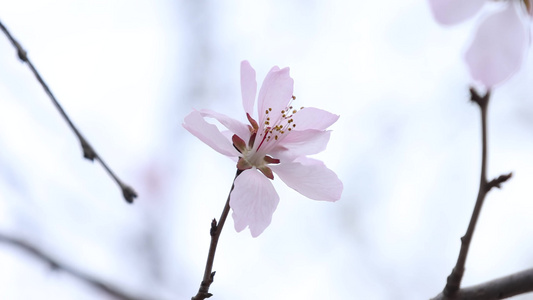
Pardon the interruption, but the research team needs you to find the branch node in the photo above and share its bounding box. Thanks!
[15,41,27,62]
[121,185,138,204]
[210,219,217,236]
[81,140,96,161]
[469,87,490,108]
[444,267,464,296]
[486,172,513,192]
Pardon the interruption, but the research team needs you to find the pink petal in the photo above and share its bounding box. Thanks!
[270,157,342,201]
[291,107,339,131]
[200,109,251,141]
[183,110,239,157]
[230,169,280,237]
[257,66,294,125]
[271,130,331,161]
[465,3,528,87]
[241,61,257,116]
[427,0,486,25]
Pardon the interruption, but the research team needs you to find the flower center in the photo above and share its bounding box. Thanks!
[232,95,302,179]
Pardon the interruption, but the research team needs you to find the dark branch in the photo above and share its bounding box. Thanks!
[486,173,513,192]
[0,232,153,300]
[0,19,137,203]
[192,169,242,300]
[469,87,490,107]
[432,268,533,300]
[442,88,512,297]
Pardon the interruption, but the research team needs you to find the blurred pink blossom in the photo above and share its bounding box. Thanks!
[428,0,531,87]
[183,61,343,237]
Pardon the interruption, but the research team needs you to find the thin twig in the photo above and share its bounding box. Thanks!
[442,88,512,297]
[432,267,533,300]
[0,232,153,300]
[192,169,242,300]
[0,19,137,203]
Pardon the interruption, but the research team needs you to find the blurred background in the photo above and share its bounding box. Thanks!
[1,0,533,299]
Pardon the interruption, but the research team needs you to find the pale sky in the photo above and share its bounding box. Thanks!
[1,1,533,299]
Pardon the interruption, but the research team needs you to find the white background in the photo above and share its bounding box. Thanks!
[1,0,533,299]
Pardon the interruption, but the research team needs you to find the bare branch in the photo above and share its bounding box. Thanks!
[0,232,153,300]
[0,19,137,203]
[442,88,513,297]
[432,268,533,300]
[191,170,242,300]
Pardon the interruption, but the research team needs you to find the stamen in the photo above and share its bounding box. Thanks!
[253,95,302,150]
[256,129,270,151]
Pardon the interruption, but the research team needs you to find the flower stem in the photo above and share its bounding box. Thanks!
[192,169,242,300]
[443,88,512,297]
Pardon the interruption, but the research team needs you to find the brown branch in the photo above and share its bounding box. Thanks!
[191,169,242,300]
[432,267,533,300]
[486,173,513,191]
[0,232,153,300]
[442,88,512,297]
[0,19,137,203]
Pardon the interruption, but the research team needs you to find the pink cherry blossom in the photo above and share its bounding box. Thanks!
[428,0,531,87]
[183,61,343,237]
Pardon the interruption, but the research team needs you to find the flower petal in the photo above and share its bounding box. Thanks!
[230,169,280,237]
[241,61,257,116]
[270,157,342,201]
[200,109,251,141]
[183,110,239,157]
[257,66,294,125]
[465,3,528,87]
[427,0,486,25]
[291,107,339,131]
[271,130,331,161]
